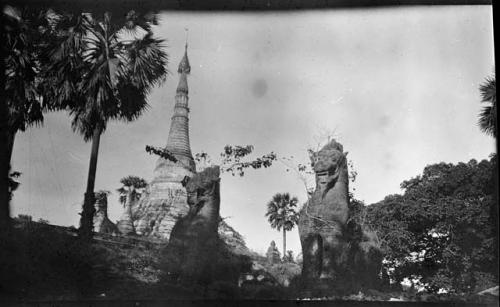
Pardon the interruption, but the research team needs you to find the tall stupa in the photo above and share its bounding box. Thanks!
[131,43,197,239]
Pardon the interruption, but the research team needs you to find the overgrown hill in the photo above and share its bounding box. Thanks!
[0,216,263,300]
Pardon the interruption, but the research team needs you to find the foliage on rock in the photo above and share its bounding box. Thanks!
[145,145,178,163]
[194,145,277,176]
[147,144,277,177]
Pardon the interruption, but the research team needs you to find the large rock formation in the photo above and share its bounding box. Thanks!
[298,140,383,294]
[93,192,119,235]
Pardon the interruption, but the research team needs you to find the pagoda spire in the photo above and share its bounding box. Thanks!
[176,42,190,94]
[133,38,197,241]
[154,43,196,180]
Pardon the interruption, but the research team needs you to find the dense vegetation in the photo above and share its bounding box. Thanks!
[364,155,498,294]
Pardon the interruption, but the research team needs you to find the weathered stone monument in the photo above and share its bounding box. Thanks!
[93,191,119,235]
[117,187,137,235]
[163,166,222,282]
[266,240,281,265]
[298,139,383,294]
[131,44,196,240]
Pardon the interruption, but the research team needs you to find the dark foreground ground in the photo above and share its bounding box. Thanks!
[1,219,498,305]
[1,300,499,307]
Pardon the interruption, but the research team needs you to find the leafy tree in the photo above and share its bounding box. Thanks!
[146,144,277,176]
[478,75,496,138]
[1,6,54,228]
[366,157,498,294]
[265,193,299,262]
[218,145,276,176]
[42,10,168,239]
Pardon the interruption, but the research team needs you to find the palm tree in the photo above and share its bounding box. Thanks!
[1,6,52,228]
[116,176,147,235]
[42,11,168,239]
[265,193,299,262]
[117,176,147,205]
[478,75,496,138]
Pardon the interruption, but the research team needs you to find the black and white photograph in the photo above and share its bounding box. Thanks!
[0,1,497,305]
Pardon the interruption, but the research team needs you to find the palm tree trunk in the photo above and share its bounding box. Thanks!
[78,127,101,240]
[283,229,287,262]
[0,128,15,231]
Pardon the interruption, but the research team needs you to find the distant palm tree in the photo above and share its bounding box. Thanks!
[117,176,147,207]
[116,176,146,235]
[478,75,496,138]
[42,11,168,239]
[265,193,299,262]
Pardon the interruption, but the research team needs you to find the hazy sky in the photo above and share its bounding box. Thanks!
[11,6,495,255]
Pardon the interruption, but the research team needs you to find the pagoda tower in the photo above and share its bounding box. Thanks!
[131,44,197,240]
[153,43,196,182]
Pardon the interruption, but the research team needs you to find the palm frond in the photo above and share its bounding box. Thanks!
[3,6,50,132]
[123,32,168,90]
[119,175,147,188]
[478,105,497,137]
[40,11,168,140]
[480,76,496,104]
[478,76,496,137]
[116,80,150,121]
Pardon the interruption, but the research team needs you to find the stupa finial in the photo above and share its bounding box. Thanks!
[177,28,190,75]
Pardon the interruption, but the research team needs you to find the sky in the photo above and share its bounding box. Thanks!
[11,6,495,256]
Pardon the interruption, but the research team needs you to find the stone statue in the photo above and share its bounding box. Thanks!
[93,191,119,235]
[298,140,382,294]
[163,166,222,283]
[266,240,281,265]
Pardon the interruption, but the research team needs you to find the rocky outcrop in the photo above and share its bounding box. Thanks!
[266,240,281,265]
[93,192,119,235]
[298,140,383,294]
[218,218,252,256]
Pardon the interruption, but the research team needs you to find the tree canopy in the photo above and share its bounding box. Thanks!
[42,10,168,140]
[365,156,498,294]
